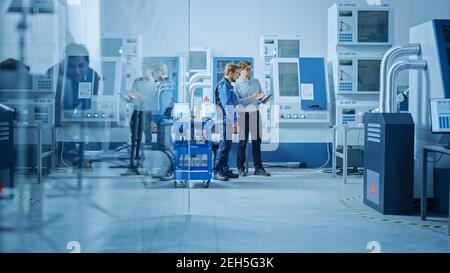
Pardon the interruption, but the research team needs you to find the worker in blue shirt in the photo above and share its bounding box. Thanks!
[213,63,240,181]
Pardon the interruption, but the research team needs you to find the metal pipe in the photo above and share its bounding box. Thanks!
[379,44,421,112]
[187,72,211,85]
[386,60,427,113]
[189,82,211,110]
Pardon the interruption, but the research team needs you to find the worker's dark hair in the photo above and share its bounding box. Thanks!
[238,60,252,71]
[225,63,239,76]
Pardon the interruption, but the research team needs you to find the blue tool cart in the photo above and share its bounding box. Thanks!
[173,118,213,188]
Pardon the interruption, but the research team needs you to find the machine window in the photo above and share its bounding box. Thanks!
[278,40,300,58]
[358,60,381,92]
[278,62,300,97]
[358,11,389,43]
[189,51,207,71]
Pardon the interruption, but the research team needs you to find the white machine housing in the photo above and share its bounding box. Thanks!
[409,20,450,198]
[101,34,143,91]
[328,2,394,47]
[329,48,385,95]
[261,35,301,93]
[271,58,330,124]
[335,99,378,126]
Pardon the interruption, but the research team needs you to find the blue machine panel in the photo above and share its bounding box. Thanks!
[434,20,450,98]
[299,58,328,111]
[212,57,254,92]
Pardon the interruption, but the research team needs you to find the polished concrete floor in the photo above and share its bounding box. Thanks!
[1,164,449,253]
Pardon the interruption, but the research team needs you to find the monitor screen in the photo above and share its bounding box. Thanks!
[444,26,450,43]
[430,99,450,133]
[278,40,300,58]
[278,62,299,97]
[101,61,116,96]
[358,60,381,92]
[189,51,208,71]
[358,11,389,43]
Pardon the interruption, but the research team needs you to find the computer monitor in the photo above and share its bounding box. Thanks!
[430,98,450,134]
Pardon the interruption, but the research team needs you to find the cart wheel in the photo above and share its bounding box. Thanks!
[202,180,210,188]
[182,181,188,188]
[174,181,182,188]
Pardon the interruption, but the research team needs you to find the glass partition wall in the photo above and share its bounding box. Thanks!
[0,0,191,252]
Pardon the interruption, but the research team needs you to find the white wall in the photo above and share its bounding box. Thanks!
[100,0,190,57]
[189,0,450,90]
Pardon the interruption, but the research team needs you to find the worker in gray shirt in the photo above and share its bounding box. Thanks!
[122,64,158,176]
[234,61,270,177]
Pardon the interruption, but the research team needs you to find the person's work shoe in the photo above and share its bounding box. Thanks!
[160,172,174,181]
[213,173,229,181]
[254,167,271,176]
[121,168,139,176]
[224,170,239,179]
[238,169,247,177]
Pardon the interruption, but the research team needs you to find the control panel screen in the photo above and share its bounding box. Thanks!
[278,40,300,58]
[358,11,389,43]
[278,63,300,97]
[189,51,208,71]
[444,26,450,43]
[34,107,48,114]
[342,108,356,115]
[358,60,381,92]
[339,11,353,17]
[340,60,353,66]
[430,99,450,133]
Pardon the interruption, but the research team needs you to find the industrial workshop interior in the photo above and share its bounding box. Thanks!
[1,0,450,255]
